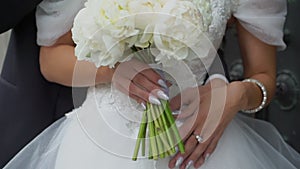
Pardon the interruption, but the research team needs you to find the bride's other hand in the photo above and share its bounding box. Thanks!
[112,59,169,105]
[168,79,243,169]
[168,21,278,169]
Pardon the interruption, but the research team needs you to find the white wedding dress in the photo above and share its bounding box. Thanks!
[4,0,300,169]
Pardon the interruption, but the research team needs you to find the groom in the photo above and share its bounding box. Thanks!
[0,1,87,167]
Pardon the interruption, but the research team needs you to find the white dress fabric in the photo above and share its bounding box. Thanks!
[4,0,300,169]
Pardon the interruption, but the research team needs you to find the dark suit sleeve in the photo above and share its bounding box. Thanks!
[0,0,43,33]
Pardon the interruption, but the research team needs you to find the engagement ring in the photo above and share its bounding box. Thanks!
[194,134,204,143]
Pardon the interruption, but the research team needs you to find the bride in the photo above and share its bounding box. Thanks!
[4,0,300,168]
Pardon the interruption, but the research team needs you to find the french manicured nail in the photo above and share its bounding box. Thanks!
[185,160,193,169]
[175,157,184,167]
[141,103,146,110]
[205,154,210,162]
[157,90,169,100]
[172,110,180,115]
[149,95,161,105]
[158,79,168,88]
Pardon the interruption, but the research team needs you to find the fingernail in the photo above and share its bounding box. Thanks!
[149,95,161,105]
[170,147,179,158]
[172,110,180,115]
[205,154,210,162]
[158,79,168,88]
[157,90,169,100]
[141,103,146,110]
[175,146,179,153]
[185,160,193,169]
[175,157,184,167]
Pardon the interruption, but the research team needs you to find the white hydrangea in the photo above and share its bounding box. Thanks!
[153,0,205,65]
[73,0,138,67]
[72,0,213,68]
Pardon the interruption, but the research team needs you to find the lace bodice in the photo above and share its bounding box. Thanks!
[36,0,239,48]
[36,0,286,49]
[36,0,286,85]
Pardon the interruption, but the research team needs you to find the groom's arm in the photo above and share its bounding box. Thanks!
[0,0,43,33]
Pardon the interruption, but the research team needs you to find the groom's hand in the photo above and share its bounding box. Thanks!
[112,59,169,106]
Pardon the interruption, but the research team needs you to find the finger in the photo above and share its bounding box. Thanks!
[139,68,162,86]
[168,152,183,169]
[201,132,223,166]
[177,104,209,141]
[169,93,181,111]
[129,93,144,104]
[194,155,205,169]
[166,80,172,87]
[113,80,144,104]
[129,59,162,86]
[129,82,153,104]
[169,135,198,168]
[182,140,210,169]
[115,59,162,88]
[169,87,198,111]
[177,99,199,120]
[181,87,200,104]
[178,113,198,140]
[132,73,168,100]
[194,142,217,169]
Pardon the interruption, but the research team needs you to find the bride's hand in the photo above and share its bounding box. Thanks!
[168,80,245,169]
[112,59,169,105]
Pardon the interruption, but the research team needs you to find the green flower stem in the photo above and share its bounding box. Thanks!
[132,110,148,161]
[150,104,164,159]
[162,100,185,154]
[132,100,185,161]
[154,104,175,156]
[155,129,164,159]
[142,134,146,156]
[158,104,176,153]
[148,103,158,160]
[154,105,164,129]
[148,139,153,159]
[158,132,174,155]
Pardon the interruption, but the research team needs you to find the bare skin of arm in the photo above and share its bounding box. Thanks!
[39,31,166,104]
[169,20,278,169]
[39,31,115,87]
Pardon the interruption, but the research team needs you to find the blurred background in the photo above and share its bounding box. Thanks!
[0,0,299,152]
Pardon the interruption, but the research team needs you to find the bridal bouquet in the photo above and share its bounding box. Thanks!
[72,0,209,160]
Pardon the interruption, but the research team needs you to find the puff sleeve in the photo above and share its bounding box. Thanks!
[233,0,287,50]
[36,0,86,46]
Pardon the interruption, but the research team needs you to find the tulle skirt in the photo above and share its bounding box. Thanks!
[3,86,300,169]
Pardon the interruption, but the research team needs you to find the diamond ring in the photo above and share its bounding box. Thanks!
[194,134,204,143]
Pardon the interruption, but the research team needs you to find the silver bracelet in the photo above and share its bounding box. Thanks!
[241,78,267,114]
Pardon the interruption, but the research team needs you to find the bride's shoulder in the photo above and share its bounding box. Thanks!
[37,0,86,14]
[232,0,287,14]
[231,0,287,50]
[36,0,86,46]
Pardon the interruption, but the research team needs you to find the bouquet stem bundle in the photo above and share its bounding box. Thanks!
[132,100,185,161]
